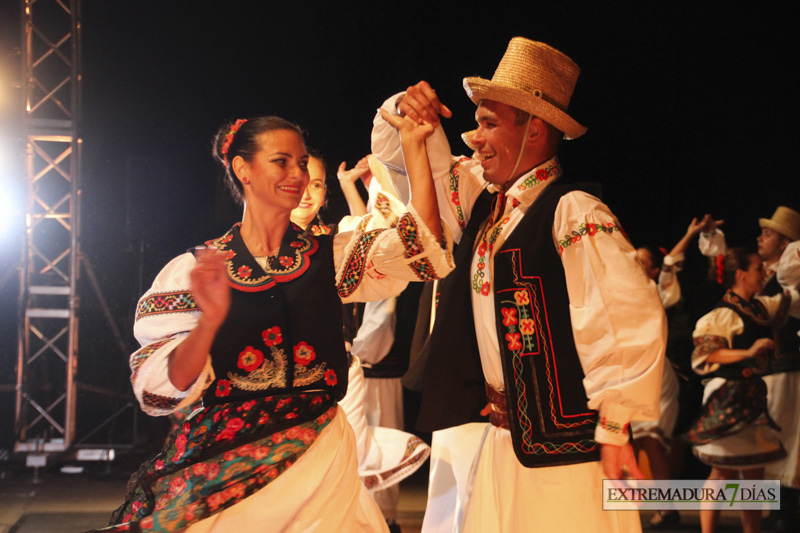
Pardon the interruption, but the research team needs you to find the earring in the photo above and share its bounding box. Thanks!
[241,177,250,185]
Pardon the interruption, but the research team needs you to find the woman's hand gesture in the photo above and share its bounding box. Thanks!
[190,247,231,329]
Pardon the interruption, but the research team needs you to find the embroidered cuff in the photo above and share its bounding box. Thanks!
[594,404,635,446]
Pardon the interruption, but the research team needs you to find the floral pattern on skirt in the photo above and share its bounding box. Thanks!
[89,392,336,532]
[685,378,778,445]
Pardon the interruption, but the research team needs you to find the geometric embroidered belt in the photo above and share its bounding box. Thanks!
[484,383,510,430]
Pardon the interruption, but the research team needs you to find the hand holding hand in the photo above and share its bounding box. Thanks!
[397,81,452,126]
[380,108,435,143]
[190,247,231,330]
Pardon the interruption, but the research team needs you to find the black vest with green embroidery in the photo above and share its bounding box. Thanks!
[493,182,599,467]
[200,224,348,407]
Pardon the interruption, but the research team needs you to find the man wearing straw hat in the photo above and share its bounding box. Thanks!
[372,37,665,531]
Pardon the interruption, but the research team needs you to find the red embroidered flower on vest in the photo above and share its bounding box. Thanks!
[294,341,316,365]
[237,347,264,372]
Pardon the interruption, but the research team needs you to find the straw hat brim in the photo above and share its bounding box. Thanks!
[759,218,800,241]
[464,76,587,140]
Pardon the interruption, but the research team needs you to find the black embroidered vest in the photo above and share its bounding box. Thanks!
[200,224,348,407]
[493,182,599,467]
[417,182,600,468]
[714,291,774,379]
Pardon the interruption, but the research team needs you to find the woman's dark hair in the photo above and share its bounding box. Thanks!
[639,245,665,271]
[710,247,756,288]
[212,116,305,205]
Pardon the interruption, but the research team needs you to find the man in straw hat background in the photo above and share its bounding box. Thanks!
[372,37,666,531]
[699,205,800,532]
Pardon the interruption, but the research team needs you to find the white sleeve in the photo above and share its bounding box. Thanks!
[755,289,800,321]
[371,92,488,244]
[333,195,455,303]
[777,241,800,296]
[657,252,683,309]
[691,307,743,375]
[351,297,397,365]
[555,191,667,446]
[130,253,214,416]
[698,229,727,257]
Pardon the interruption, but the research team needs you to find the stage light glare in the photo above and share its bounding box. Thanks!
[0,145,22,240]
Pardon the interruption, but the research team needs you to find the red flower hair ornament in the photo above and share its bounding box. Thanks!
[221,119,248,167]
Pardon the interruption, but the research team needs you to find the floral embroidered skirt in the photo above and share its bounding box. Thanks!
[87,392,340,532]
[686,377,785,469]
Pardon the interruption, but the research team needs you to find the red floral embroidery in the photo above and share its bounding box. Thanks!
[237,265,252,279]
[506,332,522,351]
[478,242,487,256]
[501,307,518,326]
[220,234,233,244]
[324,369,337,386]
[293,341,316,365]
[215,379,231,397]
[519,318,535,335]
[742,368,753,378]
[290,241,303,248]
[225,250,236,260]
[536,168,549,181]
[237,347,264,372]
[155,459,165,470]
[514,290,530,306]
[279,256,294,267]
[587,224,598,236]
[451,191,461,206]
[262,327,282,347]
[481,282,491,296]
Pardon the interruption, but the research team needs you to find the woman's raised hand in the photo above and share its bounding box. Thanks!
[190,247,231,329]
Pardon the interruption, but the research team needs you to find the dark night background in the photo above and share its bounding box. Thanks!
[0,2,797,465]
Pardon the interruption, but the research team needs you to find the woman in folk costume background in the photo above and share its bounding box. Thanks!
[687,247,800,533]
[291,148,433,532]
[91,113,452,532]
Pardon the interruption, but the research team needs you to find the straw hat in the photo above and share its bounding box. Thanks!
[759,206,800,241]
[463,37,587,140]
[461,130,477,151]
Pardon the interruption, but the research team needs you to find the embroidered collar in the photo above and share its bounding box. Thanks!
[721,290,772,326]
[204,223,319,291]
[487,156,563,211]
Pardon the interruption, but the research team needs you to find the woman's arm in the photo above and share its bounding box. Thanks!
[705,337,774,365]
[379,108,442,241]
[168,247,231,390]
[337,159,370,217]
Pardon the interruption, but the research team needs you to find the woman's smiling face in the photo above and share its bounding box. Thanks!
[238,129,309,213]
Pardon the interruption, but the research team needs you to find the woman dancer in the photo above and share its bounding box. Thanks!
[94,112,449,532]
[688,247,798,533]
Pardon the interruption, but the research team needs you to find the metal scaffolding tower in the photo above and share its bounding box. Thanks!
[15,0,82,462]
